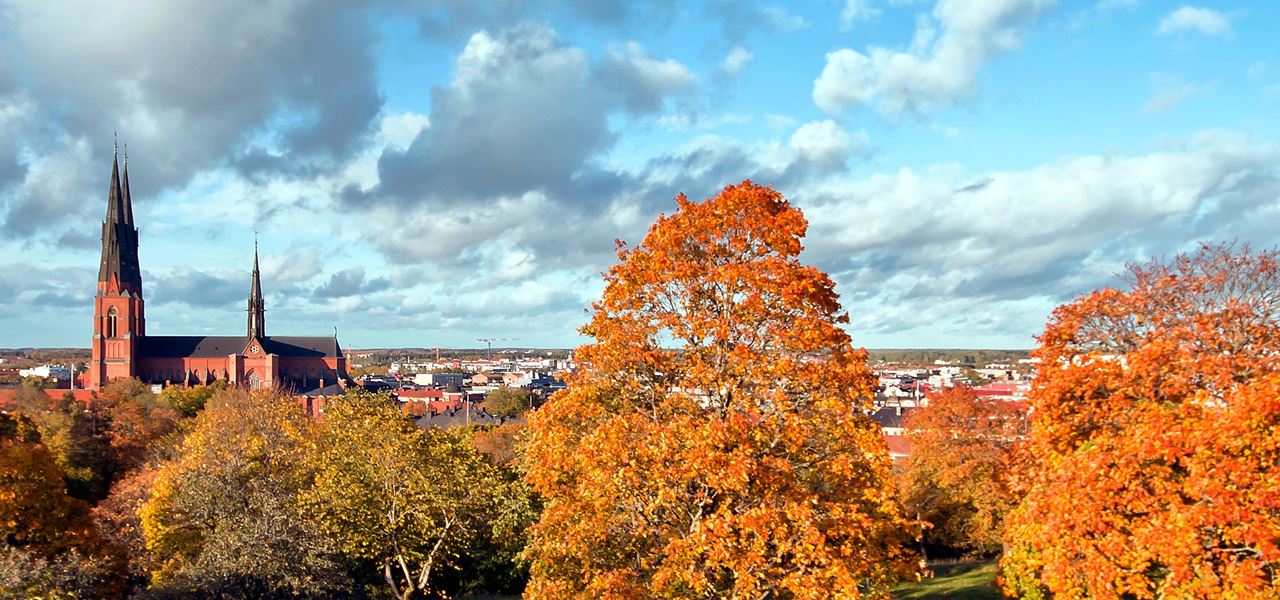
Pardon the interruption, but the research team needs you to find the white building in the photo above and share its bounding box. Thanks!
[19,364,72,381]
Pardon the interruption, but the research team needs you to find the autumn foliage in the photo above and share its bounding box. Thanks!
[898,386,1026,556]
[523,181,916,598]
[1002,243,1280,598]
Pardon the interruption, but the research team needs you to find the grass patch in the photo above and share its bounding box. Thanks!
[892,560,1002,600]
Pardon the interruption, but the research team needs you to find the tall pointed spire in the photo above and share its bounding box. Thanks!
[98,140,142,293]
[247,238,265,339]
[121,144,134,227]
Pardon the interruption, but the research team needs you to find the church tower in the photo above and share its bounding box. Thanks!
[88,144,145,390]
[247,241,266,339]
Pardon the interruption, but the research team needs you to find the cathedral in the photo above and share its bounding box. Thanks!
[87,148,348,391]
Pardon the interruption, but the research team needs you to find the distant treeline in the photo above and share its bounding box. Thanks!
[350,348,574,366]
[865,349,1030,366]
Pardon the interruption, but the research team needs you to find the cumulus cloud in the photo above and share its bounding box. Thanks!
[796,132,1280,339]
[789,120,868,172]
[1156,6,1232,38]
[2,137,95,237]
[261,246,324,287]
[313,266,391,299]
[0,264,96,313]
[349,22,706,279]
[0,0,382,241]
[358,23,691,207]
[596,41,696,114]
[150,269,247,308]
[813,0,1052,117]
[707,0,811,43]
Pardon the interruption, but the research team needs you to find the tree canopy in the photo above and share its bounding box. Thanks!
[305,390,512,600]
[140,388,349,597]
[1002,243,1280,598]
[899,386,1026,557]
[523,181,916,598]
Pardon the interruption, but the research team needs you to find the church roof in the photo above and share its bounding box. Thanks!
[139,335,342,359]
[263,336,342,358]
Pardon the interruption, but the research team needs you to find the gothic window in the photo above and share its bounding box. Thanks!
[106,307,118,338]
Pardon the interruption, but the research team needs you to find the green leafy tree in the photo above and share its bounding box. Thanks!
[158,382,225,418]
[482,387,530,418]
[304,390,507,599]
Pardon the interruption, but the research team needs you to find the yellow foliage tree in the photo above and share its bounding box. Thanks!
[140,388,348,596]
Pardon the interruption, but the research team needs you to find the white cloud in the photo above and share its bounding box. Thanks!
[598,41,696,114]
[1156,6,1232,38]
[813,0,1052,117]
[840,0,882,29]
[790,120,867,168]
[721,45,754,74]
[761,6,809,31]
[802,130,1279,292]
[1141,79,1215,114]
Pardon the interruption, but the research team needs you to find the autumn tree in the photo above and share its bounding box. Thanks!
[0,413,118,596]
[471,420,526,466]
[523,181,916,598]
[12,383,110,501]
[92,465,160,588]
[95,379,179,479]
[0,544,111,599]
[1002,243,1280,598]
[0,413,100,556]
[140,388,350,597]
[898,386,1026,557]
[304,390,510,599]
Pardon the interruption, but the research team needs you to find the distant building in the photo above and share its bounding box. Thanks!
[412,372,468,388]
[19,365,72,381]
[86,147,347,391]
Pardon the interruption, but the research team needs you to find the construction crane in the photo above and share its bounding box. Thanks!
[476,337,516,361]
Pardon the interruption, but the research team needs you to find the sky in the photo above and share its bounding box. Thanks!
[1,0,1277,350]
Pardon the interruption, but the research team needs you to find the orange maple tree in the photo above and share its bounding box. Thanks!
[898,386,1026,557]
[1002,243,1280,598]
[523,181,916,599]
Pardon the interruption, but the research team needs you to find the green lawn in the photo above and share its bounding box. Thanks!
[892,561,1002,600]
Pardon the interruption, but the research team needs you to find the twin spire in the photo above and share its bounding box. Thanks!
[98,139,267,339]
[97,140,142,292]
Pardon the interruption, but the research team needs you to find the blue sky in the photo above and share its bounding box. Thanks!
[1,0,1277,350]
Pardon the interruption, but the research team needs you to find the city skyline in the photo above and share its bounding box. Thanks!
[1,1,1277,349]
